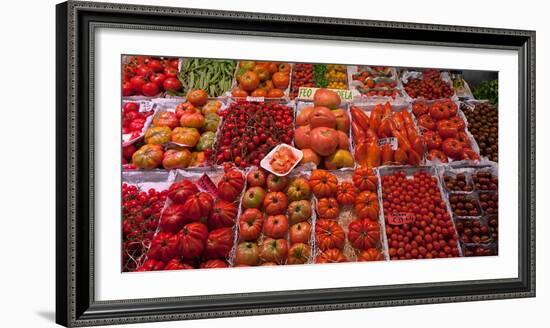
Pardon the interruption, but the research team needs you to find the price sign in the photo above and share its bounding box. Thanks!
[378,137,398,150]
[197,174,218,196]
[297,87,353,101]
[246,96,265,102]
[386,212,416,225]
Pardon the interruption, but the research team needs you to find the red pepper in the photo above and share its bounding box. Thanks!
[350,106,370,132]
[405,125,418,144]
[355,141,368,166]
[381,143,393,165]
[393,129,412,152]
[352,121,366,144]
[383,101,393,118]
[366,142,381,167]
[369,105,383,132]
[412,135,428,157]
[407,149,422,166]
[394,147,408,164]
[401,110,414,126]
[365,128,379,144]
[392,111,405,131]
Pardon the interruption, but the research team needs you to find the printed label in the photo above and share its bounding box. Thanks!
[197,174,218,196]
[378,137,398,150]
[297,87,353,101]
[386,212,416,225]
[246,96,265,102]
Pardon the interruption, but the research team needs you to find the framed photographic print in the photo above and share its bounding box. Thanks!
[56,1,535,326]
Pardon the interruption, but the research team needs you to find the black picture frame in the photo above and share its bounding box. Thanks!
[56,1,536,326]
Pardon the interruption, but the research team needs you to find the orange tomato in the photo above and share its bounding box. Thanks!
[231,89,248,98]
[251,88,267,97]
[187,89,208,107]
[267,62,278,74]
[272,72,290,89]
[267,88,285,98]
[239,71,260,91]
[278,63,291,73]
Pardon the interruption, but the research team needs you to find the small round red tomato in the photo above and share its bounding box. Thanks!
[163,77,182,92]
[150,73,167,88]
[441,138,464,159]
[417,114,436,131]
[147,59,164,72]
[122,81,135,96]
[436,120,459,138]
[136,65,153,77]
[130,75,147,92]
[123,102,139,112]
[427,149,448,163]
[142,82,159,97]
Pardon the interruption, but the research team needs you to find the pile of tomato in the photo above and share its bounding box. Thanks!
[122,56,182,97]
[403,69,454,100]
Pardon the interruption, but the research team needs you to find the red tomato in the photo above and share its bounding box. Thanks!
[164,67,178,78]
[436,120,459,138]
[441,138,464,159]
[130,75,147,92]
[150,73,167,88]
[147,59,164,72]
[142,82,159,97]
[123,102,139,112]
[163,77,182,92]
[417,114,436,130]
[122,81,135,96]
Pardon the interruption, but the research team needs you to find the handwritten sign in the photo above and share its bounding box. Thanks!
[386,212,416,225]
[197,174,218,196]
[246,96,265,102]
[378,137,398,150]
[297,87,353,101]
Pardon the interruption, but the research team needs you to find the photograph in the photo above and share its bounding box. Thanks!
[120,55,500,272]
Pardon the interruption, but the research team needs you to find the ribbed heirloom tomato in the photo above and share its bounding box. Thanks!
[177,222,208,259]
[287,200,312,225]
[182,192,214,222]
[204,227,234,259]
[167,180,199,204]
[238,208,264,241]
[336,182,357,205]
[352,167,378,192]
[309,170,338,198]
[347,219,381,250]
[132,144,164,169]
[164,258,194,270]
[159,204,187,233]
[287,243,311,265]
[317,198,340,220]
[147,232,179,263]
[263,215,289,238]
[315,219,345,251]
[289,221,311,244]
[315,248,348,263]
[354,191,380,220]
[357,248,383,261]
[208,200,237,230]
[144,126,171,145]
[287,177,311,202]
[259,238,288,264]
[200,259,229,269]
[217,169,245,202]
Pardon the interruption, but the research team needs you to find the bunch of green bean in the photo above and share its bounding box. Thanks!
[178,59,236,97]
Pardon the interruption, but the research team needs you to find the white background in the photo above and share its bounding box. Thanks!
[0,0,545,327]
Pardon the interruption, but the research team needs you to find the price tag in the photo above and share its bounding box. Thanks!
[197,174,218,196]
[378,137,398,150]
[246,96,265,102]
[297,87,353,101]
[386,212,416,225]
[139,100,155,112]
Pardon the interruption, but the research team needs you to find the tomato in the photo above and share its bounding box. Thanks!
[168,58,179,69]
[163,77,182,92]
[187,89,208,107]
[122,144,137,161]
[429,102,451,120]
[455,131,471,147]
[238,208,264,241]
[259,238,288,264]
[448,116,465,131]
[278,63,291,73]
[287,243,311,265]
[354,191,379,220]
[423,131,443,150]
[267,88,285,98]
[235,242,259,266]
[239,61,256,70]
[317,198,340,220]
[122,81,135,96]
[436,120,459,139]
[272,72,290,89]
[441,138,464,159]
[427,149,448,163]
[163,67,178,78]
[347,219,381,250]
[287,177,311,202]
[149,73,166,88]
[130,75,147,92]
[315,248,348,263]
[209,200,238,230]
[217,169,245,202]
[315,219,345,250]
[153,111,179,129]
[417,114,436,130]
[182,192,214,222]
[239,71,260,91]
[144,126,171,145]
[263,215,289,238]
[352,167,378,192]
[180,111,205,129]
[136,65,153,77]
[309,170,338,198]
[171,127,200,147]
[162,148,192,169]
[462,148,481,161]
[147,232,179,262]
[159,204,187,233]
[164,258,194,270]
[246,168,267,187]
[231,88,248,98]
[132,144,164,169]
[242,186,266,209]
[287,200,312,225]
[204,227,234,259]
[147,59,163,72]
[253,66,270,81]
[267,174,289,192]
[289,222,311,244]
[357,248,383,261]
[263,192,288,215]
[177,222,208,259]
[250,88,267,97]
[167,179,199,204]
[200,259,229,269]
[336,182,357,205]
[135,259,165,271]
[414,102,430,117]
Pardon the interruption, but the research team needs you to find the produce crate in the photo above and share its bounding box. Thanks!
[400,69,457,101]
[230,61,293,100]
[348,65,407,105]
[376,166,463,260]
[437,164,498,257]
[178,58,237,98]
[122,99,157,147]
[121,170,175,272]
[310,169,388,264]
[459,100,499,162]
[294,101,356,170]
[230,167,316,266]
[122,55,184,99]
[290,63,350,98]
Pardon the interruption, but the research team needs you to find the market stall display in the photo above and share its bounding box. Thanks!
[121,55,499,272]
